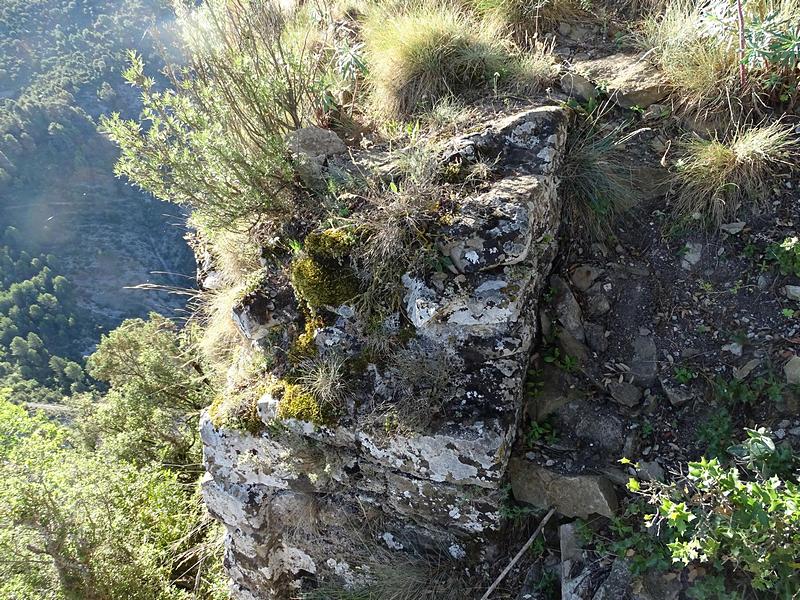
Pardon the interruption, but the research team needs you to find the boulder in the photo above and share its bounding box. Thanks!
[551,275,585,342]
[785,356,800,385]
[509,457,618,519]
[585,322,608,353]
[784,285,800,302]
[586,293,611,317]
[680,242,703,270]
[630,335,658,386]
[286,126,347,188]
[608,381,642,407]
[560,72,598,102]
[570,265,605,292]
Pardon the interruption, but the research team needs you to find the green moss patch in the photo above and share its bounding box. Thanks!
[271,380,329,425]
[290,228,360,310]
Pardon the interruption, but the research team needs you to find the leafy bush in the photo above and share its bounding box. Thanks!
[671,122,797,227]
[0,393,223,600]
[362,3,546,117]
[637,0,800,115]
[76,314,210,467]
[102,0,333,229]
[631,455,800,596]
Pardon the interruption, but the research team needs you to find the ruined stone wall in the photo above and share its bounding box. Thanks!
[200,106,569,599]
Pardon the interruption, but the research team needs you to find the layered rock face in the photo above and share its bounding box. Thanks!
[200,106,569,599]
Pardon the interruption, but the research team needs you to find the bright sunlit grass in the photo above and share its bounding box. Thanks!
[363,3,535,117]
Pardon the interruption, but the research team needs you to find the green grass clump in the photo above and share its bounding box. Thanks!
[362,3,545,117]
[559,103,640,239]
[672,122,797,227]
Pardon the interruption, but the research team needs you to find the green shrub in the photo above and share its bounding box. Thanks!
[768,236,800,277]
[0,394,221,600]
[672,122,797,227]
[630,455,800,596]
[102,0,332,229]
[362,3,542,117]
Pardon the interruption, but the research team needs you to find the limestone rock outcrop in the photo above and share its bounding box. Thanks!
[200,105,570,598]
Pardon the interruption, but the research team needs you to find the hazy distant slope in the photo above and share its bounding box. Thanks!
[0,0,193,335]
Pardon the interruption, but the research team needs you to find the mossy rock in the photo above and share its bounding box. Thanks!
[288,315,323,363]
[304,228,356,259]
[271,380,330,425]
[290,228,360,310]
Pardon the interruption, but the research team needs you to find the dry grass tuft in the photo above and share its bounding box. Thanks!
[362,3,535,117]
[672,121,797,226]
[636,0,800,117]
[194,283,245,378]
[295,354,350,412]
[306,554,477,600]
[510,38,560,94]
[471,0,588,40]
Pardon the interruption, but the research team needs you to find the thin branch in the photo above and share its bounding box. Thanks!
[480,507,557,600]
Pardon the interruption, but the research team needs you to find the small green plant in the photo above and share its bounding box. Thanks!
[729,427,797,480]
[696,409,733,458]
[499,483,543,524]
[526,419,558,446]
[525,367,544,400]
[712,374,786,406]
[783,307,797,319]
[673,366,696,385]
[543,346,578,372]
[743,242,758,258]
[588,509,672,575]
[768,236,800,277]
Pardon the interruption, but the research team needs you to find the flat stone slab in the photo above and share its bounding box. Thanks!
[570,52,668,109]
[509,457,618,518]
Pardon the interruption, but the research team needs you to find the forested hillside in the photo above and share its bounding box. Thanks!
[0,0,194,402]
[0,0,194,329]
[0,3,228,596]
